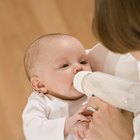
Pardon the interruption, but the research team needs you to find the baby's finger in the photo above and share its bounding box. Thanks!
[72,123,83,140]
[77,122,86,139]
[77,114,91,122]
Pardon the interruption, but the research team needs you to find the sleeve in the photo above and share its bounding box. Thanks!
[87,42,121,75]
[87,43,109,72]
[133,113,140,140]
[22,98,66,140]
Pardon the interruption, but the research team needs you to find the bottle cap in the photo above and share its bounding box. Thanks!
[73,71,92,93]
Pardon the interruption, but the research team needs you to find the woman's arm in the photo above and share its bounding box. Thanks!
[87,43,109,72]
[87,43,121,75]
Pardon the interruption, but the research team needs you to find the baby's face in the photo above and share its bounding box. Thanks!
[38,37,91,99]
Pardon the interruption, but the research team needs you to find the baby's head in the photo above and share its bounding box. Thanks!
[24,33,91,100]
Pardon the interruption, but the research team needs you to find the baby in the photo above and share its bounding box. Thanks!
[22,33,92,140]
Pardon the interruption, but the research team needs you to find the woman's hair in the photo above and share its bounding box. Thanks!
[93,0,140,54]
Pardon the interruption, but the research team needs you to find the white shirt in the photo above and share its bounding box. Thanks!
[22,91,87,140]
[88,43,140,140]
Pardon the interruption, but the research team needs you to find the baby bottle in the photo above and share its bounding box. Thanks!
[73,71,140,112]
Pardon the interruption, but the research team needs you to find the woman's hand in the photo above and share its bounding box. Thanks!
[86,97,134,140]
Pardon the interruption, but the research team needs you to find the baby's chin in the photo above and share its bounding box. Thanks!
[69,91,85,100]
[47,89,84,100]
[59,90,85,100]
[66,93,85,100]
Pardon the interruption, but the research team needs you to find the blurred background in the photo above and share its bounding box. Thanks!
[0,0,97,139]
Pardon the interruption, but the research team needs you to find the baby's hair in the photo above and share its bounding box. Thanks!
[24,33,76,80]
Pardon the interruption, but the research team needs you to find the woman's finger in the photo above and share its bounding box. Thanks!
[87,96,107,110]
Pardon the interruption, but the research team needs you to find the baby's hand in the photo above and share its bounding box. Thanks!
[64,104,93,137]
[72,120,90,140]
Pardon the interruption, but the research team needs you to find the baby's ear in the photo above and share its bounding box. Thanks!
[30,76,48,93]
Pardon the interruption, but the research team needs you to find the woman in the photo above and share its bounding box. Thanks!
[86,0,140,139]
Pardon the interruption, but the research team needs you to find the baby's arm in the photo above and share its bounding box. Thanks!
[22,95,66,140]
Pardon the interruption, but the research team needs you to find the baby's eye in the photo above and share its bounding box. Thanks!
[61,64,69,68]
[80,60,88,65]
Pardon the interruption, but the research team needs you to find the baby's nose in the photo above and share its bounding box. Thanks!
[74,64,83,74]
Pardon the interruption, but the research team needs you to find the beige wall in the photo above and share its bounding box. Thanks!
[0,0,97,139]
